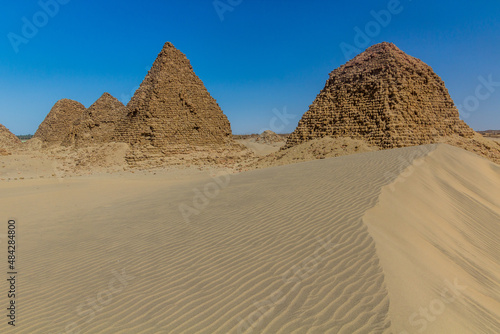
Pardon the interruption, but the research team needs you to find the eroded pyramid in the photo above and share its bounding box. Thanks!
[285,42,475,149]
[0,123,21,155]
[64,93,127,147]
[115,42,233,151]
[34,99,86,145]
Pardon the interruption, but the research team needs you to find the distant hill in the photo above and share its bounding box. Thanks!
[233,133,289,140]
[478,130,500,138]
[16,134,33,141]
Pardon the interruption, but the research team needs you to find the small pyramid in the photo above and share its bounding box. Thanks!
[115,42,233,150]
[0,123,21,154]
[285,42,475,149]
[64,93,127,147]
[34,99,86,145]
[255,130,283,145]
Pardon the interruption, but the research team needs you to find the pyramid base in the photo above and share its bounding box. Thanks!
[125,143,254,170]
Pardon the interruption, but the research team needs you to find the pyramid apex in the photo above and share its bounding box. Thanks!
[356,42,404,60]
[153,41,188,63]
[89,93,124,108]
[368,42,400,51]
[54,98,83,106]
[162,41,176,50]
[100,92,113,98]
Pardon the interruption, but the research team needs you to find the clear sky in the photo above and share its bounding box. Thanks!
[1,0,499,135]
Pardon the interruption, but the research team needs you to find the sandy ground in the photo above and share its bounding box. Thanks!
[236,139,284,156]
[0,143,236,181]
[486,136,500,143]
[0,144,499,333]
[251,137,378,169]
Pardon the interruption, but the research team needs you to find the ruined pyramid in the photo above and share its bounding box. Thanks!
[285,42,476,150]
[34,99,86,146]
[115,42,233,154]
[64,93,127,147]
[0,123,21,155]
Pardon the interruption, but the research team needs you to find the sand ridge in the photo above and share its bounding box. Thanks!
[364,144,500,333]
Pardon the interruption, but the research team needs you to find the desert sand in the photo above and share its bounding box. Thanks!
[235,131,287,157]
[1,143,499,333]
[483,136,500,144]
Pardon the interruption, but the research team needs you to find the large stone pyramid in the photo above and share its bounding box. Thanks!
[285,42,475,149]
[115,42,233,152]
[34,99,86,145]
[64,93,127,147]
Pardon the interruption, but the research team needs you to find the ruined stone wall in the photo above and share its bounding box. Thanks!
[285,42,475,149]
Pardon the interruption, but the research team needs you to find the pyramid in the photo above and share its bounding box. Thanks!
[0,123,21,155]
[285,42,476,150]
[63,93,127,147]
[115,42,233,152]
[34,99,86,145]
[255,130,284,145]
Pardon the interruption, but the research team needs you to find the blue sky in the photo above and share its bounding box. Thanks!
[0,0,499,135]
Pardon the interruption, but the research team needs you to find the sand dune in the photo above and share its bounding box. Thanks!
[0,144,498,333]
[365,144,500,333]
[235,139,283,157]
[251,137,378,169]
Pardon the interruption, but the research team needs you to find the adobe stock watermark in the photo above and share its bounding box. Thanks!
[457,74,500,119]
[339,0,407,61]
[399,278,467,333]
[213,0,243,21]
[8,0,72,54]
[258,107,296,134]
[237,235,338,333]
[61,268,135,334]
[178,171,231,225]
